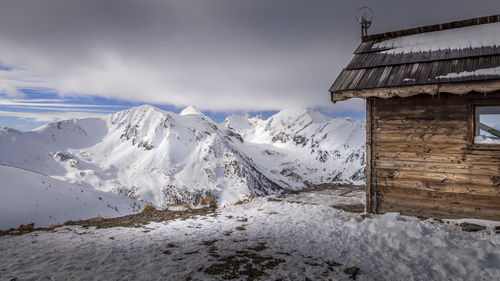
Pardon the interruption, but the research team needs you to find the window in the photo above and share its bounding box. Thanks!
[475,106,500,144]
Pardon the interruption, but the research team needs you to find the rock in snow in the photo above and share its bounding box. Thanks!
[0,105,365,208]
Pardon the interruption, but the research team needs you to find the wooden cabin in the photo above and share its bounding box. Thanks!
[330,15,500,220]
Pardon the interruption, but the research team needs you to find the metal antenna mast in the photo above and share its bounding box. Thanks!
[356,6,374,37]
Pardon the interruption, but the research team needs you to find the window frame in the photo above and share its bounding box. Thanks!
[470,102,500,149]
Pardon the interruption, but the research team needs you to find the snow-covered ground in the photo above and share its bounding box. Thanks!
[0,165,144,230]
[1,191,499,281]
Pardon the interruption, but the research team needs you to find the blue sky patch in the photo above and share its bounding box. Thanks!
[0,89,365,131]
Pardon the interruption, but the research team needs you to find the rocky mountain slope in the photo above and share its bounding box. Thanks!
[224,108,366,188]
[0,105,365,207]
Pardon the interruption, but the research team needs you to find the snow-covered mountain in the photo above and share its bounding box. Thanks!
[0,105,365,207]
[0,164,143,229]
[223,108,366,188]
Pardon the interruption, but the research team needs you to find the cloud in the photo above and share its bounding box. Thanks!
[0,68,50,97]
[0,0,498,111]
[0,110,105,123]
[0,96,121,124]
[0,98,125,109]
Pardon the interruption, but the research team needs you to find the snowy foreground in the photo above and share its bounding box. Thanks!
[1,192,499,281]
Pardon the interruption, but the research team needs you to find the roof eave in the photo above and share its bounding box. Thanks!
[330,80,500,102]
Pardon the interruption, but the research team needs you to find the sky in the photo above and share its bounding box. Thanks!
[0,0,499,130]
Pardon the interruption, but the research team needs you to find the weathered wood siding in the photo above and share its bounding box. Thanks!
[368,92,500,220]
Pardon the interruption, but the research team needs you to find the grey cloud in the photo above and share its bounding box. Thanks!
[0,0,498,112]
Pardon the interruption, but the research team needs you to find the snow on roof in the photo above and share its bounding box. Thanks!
[330,15,500,101]
[374,22,500,54]
[436,66,500,80]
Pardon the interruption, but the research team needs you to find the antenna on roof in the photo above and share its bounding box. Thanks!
[356,6,374,38]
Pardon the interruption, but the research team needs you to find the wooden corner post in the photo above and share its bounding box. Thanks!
[365,97,377,213]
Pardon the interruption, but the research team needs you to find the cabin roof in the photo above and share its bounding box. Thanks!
[330,14,500,102]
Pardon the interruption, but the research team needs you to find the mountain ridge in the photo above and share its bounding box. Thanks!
[0,105,365,207]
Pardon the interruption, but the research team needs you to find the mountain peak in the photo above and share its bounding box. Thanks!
[127,104,162,114]
[271,107,330,123]
[137,104,157,110]
[179,105,203,116]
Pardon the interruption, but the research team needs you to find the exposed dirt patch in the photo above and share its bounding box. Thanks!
[200,240,349,281]
[331,204,365,213]
[343,266,360,280]
[68,206,216,229]
[0,223,52,237]
[235,225,247,231]
[201,249,285,280]
[200,239,218,246]
[167,242,180,248]
[0,206,216,237]
[283,183,365,195]
[184,250,199,255]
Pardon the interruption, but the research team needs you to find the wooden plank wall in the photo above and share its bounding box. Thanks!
[369,92,500,220]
